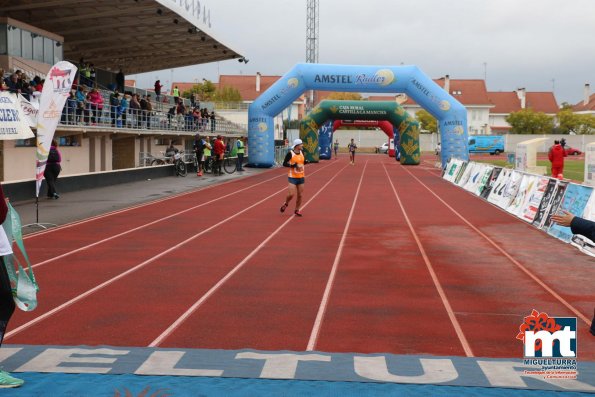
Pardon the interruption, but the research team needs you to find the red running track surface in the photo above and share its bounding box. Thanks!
[7,154,594,360]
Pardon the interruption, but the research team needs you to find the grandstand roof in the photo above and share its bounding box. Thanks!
[0,0,244,74]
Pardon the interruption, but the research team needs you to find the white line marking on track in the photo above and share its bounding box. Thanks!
[22,168,280,239]
[6,188,286,340]
[27,172,287,270]
[404,166,591,325]
[383,164,475,357]
[6,162,340,340]
[306,161,368,351]
[149,163,351,347]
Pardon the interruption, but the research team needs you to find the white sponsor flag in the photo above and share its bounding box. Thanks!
[18,94,39,128]
[0,92,35,140]
[35,61,77,198]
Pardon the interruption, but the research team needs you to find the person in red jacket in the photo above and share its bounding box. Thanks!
[213,135,226,176]
[548,140,566,179]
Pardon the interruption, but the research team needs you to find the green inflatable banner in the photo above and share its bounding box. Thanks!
[299,100,420,165]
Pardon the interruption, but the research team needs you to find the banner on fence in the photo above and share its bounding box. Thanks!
[548,184,594,242]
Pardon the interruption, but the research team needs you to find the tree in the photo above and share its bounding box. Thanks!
[557,109,595,135]
[212,86,242,102]
[325,92,362,101]
[415,109,437,133]
[505,109,554,134]
[182,80,217,101]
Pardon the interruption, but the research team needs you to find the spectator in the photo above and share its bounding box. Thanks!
[173,85,180,104]
[89,64,96,86]
[210,111,216,132]
[116,69,125,93]
[109,91,120,127]
[548,140,566,179]
[145,94,153,129]
[165,142,179,160]
[213,135,226,176]
[236,137,246,171]
[119,94,129,127]
[4,73,20,94]
[44,139,62,199]
[75,86,88,124]
[167,105,176,128]
[154,80,163,102]
[333,139,339,159]
[560,138,567,149]
[139,95,148,128]
[63,91,77,125]
[130,94,141,128]
[190,92,196,108]
[86,87,103,125]
[435,142,441,156]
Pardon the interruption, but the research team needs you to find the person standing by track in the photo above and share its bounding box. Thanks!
[280,139,307,217]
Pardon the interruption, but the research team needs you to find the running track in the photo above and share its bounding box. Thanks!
[6,154,594,361]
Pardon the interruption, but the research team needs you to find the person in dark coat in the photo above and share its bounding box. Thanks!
[44,140,62,199]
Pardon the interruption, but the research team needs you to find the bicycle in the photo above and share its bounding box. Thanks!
[150,150,187,177]
[222,152,237,174]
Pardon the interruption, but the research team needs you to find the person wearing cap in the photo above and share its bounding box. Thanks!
[280,139,307,217]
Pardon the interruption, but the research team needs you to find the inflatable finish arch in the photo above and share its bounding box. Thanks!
[301,100,419,164]
[248,63,468,167]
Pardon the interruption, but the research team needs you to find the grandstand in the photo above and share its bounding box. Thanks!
[0,1,246,182]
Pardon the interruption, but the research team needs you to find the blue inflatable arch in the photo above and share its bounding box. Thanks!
[248,63,468,167]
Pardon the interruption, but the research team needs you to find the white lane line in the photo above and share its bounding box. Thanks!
[306,161,368,351]
[22,168,280,239]
[149,164,351,347]
[383,164,475,357]
[28,173,287,270]
[5,187,287,340]
[6,162,341,340]
[405,166,591,325]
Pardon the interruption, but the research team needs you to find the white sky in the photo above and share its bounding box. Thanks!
[132,0,595,105]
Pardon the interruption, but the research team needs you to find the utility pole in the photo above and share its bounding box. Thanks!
[306,0,319,111]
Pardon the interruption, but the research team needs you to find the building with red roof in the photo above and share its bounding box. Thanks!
[487,89,558,133]
[573,84,595,115]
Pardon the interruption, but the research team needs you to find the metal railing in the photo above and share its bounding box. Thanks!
[59,103,247,135]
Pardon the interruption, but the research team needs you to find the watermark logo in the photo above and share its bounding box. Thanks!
[517,309,577,380]
[287,78,299,88]
[258,122,268,132]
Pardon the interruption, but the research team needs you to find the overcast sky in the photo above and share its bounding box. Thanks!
[132,0,595,105]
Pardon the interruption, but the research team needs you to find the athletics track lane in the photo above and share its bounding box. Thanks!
[151,160,358,350]
[390,163,594,360]
[6,161,343,346]
[19,169,284,267]
[311,160,467,356]
[6,167,292,344]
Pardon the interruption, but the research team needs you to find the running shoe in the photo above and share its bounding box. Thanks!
[0,371,24,388]
[294,210,303,217]
[280,203,288,213]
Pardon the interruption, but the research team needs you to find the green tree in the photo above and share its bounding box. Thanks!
[558,109,595,135]
[415,109,437,133]
[182,80,217,101]
[505,109,554,134]
[325,92,363,100]
[212,86,242,102]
